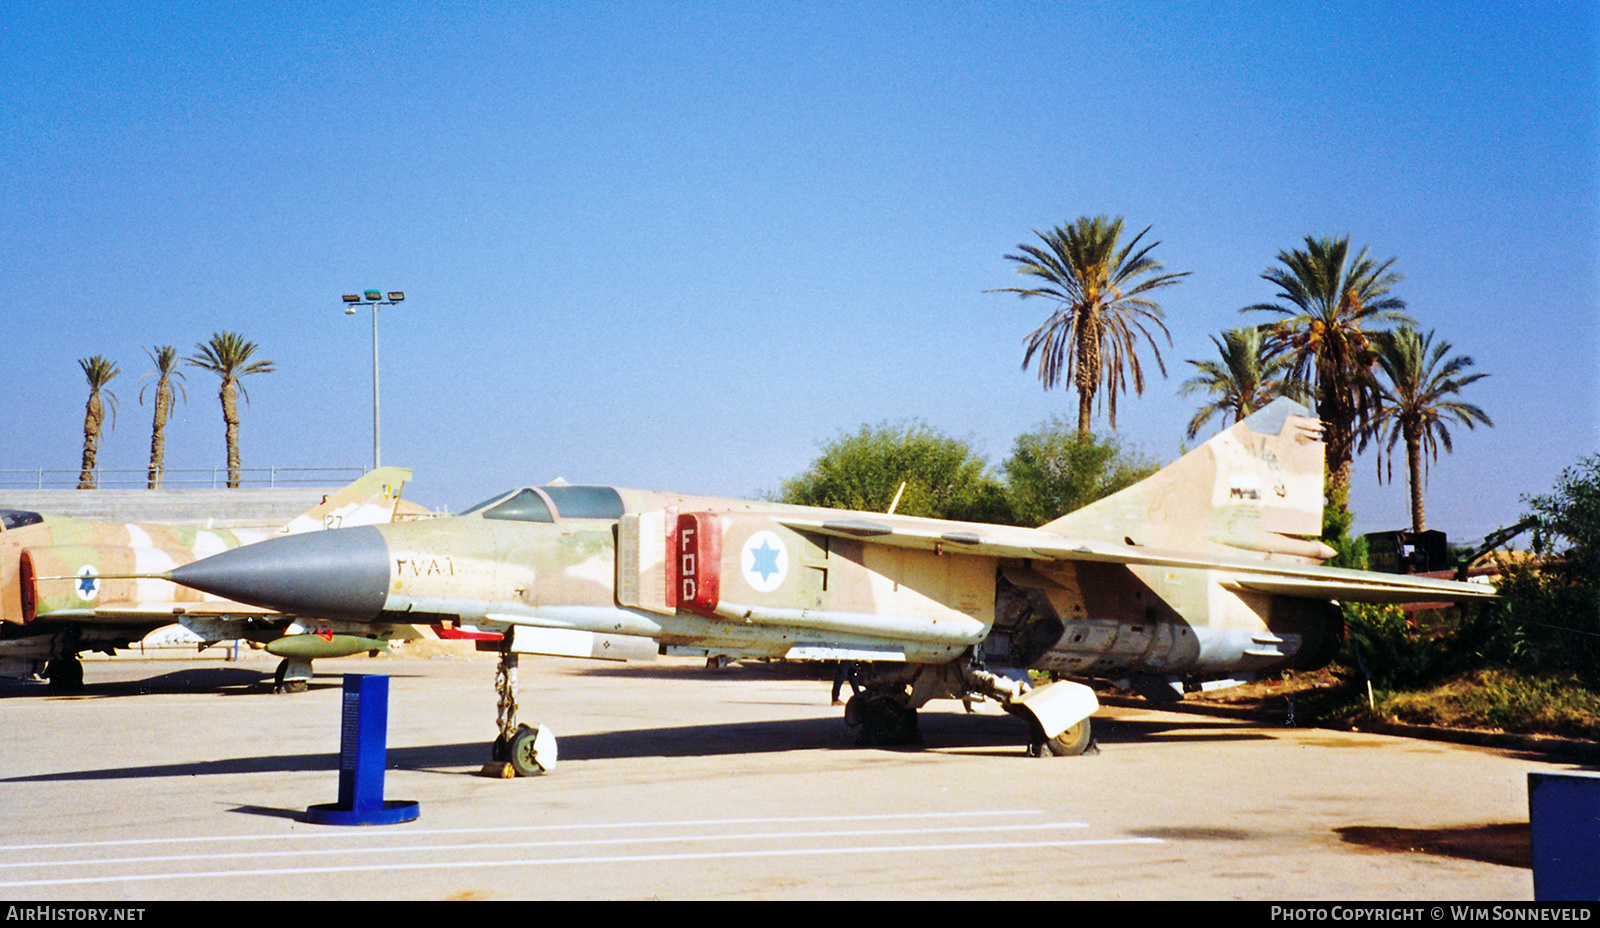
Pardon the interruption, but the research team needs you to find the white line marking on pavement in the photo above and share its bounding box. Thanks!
[0,837,1165,888]
[2,821,1092,870]
[0,809,1046,852]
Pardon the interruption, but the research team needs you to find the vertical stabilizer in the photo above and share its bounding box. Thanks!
[1041,399,1332,562]
[276,467,413,535]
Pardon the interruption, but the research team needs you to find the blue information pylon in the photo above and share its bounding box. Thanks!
[306,674,420,826]
[1529,772,1600,900]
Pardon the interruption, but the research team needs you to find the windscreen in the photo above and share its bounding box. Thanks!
[460,490,519,515]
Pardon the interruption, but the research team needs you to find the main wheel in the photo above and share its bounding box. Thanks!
[1040,718,1093,756]
[508,723,557,777]
[845,693,919,746]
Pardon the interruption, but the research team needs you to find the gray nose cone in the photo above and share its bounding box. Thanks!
[172,526,390,622]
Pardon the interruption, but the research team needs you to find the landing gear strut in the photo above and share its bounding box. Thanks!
[481,645,557,777]
[44,657,83,693]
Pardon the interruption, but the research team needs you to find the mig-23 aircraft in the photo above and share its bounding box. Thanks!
[1,467,416,692]
[156,400,1493,775]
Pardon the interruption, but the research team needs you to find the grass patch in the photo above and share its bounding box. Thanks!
[1309,669,1600,740]
[1187,667,1600,741]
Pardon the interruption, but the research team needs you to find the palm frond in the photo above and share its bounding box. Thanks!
[990,215,1189,435]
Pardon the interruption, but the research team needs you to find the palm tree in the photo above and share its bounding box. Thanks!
[1243,235,1414,498]
[1178,326,1308,440]
[990,216,1190,438]
[186,332,275,489]
[1366,327,1493,532]
[75,356,120,489]
[138,345,187,489]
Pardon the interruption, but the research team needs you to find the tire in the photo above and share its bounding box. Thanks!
[508,723,557,777]
[1041,718,1093,757]
[848,693,920,746]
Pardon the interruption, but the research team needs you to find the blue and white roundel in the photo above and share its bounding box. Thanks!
[75,565,99,601]
[741,531,788,593]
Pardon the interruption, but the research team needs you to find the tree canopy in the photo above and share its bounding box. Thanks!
[1179,326,1308,441]
[139,345,187,490]
[1460,454,1600,686]
[1243,235,1413,499]
[1002,419,1158,526]
[1366,327,1492,531]
[1526,453,1600,581]
[75,355,120,489]
[778,419,1161,528]
[186,331,276,489]
[777,421,1011,523]
[992,216,1188,437]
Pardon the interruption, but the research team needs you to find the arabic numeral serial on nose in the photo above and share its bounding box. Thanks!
[396,557,454,577]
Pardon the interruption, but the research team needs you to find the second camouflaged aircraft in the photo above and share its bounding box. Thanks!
[2,468,416,691]
[162,400,1493,774]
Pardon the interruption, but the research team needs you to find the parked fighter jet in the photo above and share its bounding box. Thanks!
[161,400,1492,773]
[1,467,415,691]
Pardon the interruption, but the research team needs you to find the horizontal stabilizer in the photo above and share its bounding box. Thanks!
[1224,575,1494,604]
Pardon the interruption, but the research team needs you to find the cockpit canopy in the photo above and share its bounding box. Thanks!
[0,509,43,531]
[460,486,626,523]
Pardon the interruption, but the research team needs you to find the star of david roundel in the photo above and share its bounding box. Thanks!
[741,531,789,593]
[75,565,99,601]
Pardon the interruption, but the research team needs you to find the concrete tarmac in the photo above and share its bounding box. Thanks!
[0,650,1583,901]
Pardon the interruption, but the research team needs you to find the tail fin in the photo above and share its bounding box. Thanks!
[276,467,413,535]
[1041,398,1333,563]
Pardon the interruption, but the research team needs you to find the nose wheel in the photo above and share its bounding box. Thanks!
[502,723,557,776]
[273,657,313,694]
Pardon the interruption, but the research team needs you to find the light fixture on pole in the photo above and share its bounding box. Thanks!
[340,290,405,470]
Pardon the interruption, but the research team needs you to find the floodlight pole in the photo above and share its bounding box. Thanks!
[370,304,380,470]
[342,290,406,471]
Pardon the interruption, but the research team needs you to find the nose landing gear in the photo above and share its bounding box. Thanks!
[480,641,558,778]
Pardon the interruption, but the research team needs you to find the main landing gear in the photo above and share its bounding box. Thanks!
[480,643,557,778]
[842,655,1098,757]
[44,657,83,693]
[43,628,85,693]
[844,691,921,746]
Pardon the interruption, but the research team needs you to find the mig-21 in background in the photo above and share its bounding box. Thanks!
[159,399,1493,774]
[2,467,420,692]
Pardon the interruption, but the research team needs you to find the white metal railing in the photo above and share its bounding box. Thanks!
[0,467,365,490]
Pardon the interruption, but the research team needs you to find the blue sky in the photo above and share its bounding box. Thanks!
[2,1,1595,545]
